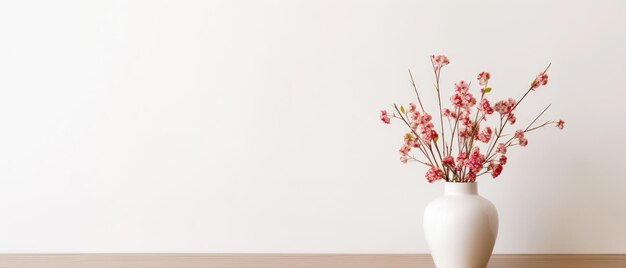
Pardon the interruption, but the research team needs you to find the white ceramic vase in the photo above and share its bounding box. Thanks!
[423,182,498,268]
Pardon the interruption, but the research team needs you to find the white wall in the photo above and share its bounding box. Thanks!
[0,0,625,253]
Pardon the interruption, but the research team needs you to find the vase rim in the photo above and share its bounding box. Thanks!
[444,181,478,194]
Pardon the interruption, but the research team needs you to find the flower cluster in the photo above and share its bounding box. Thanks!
[514,130,528,147]
[465,147,486,180]
[479,99,494,115]
[426,167,444,183]
[380,110,391,124]
[476,127,493,143]
[477,72,490,86]
[494,98,516,115]
[380,55,564,183]
[450,81,477,111]
[431,55,450,71]
[532,73,549,90]
[488,146,510,178]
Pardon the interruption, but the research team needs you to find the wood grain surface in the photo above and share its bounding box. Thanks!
[0,254,624,268]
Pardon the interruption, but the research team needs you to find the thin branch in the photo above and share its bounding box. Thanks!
[408,69,426,114]
[408,155,430,166]
[525,121,555,132]
[525,104,551,132]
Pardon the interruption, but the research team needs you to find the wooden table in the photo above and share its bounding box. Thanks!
[0,254,624,268]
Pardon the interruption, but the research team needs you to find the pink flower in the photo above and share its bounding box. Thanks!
[556,119,565,129]
[479,99,494,115]
[531,73,549,90]
[380,110,391,124]
[499,155,508,165]
[494,98,516,115]
[459,127,472,139]
[454,81,469,93]
[477,72,490,86]
[456,152,468,171]
[422,129,438,143]
[450,90,476,111]
[515,129,529,146]
[450,94,463,108]
[477,127,493,143]
[421,113,432,124]
[404,133,421,148]
[443,108,453,117]
[466,147,485,174]
[490,161,503,178]
[459,111,472,126]
[409,102,417,113]
[431,55,450,71]
[507,113,517,125]
[496,143,507,154]
[519,138,528,147]
[411,111,420,121]
[411,113,437,143]
[404,134,414,147]
[467,172,477,182]
[464,93,477,108]
[442,156,455,167]
[400,155,408,164]
[425,167,444,183]
[493,101,506,114]
[399,144,411,155]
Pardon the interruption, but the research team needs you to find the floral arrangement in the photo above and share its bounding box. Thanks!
[380,55,564,183]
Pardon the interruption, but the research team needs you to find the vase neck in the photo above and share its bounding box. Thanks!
[444,182,478,195]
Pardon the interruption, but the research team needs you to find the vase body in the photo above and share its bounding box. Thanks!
[423,182,498,268]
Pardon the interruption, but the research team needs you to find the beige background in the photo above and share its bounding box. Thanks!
[0,0,624,253]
